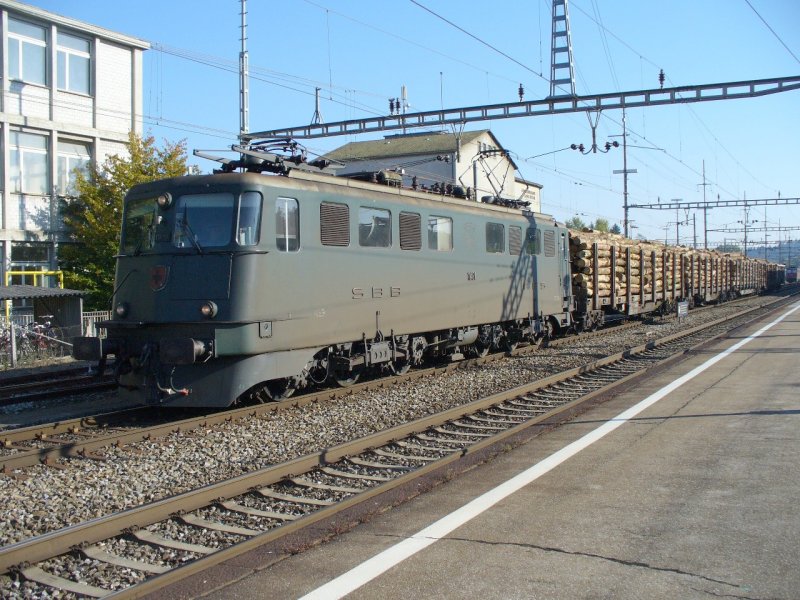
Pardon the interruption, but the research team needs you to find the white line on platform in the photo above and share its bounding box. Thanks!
[299,301,800,600]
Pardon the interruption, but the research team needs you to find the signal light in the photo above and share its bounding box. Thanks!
[200,301,218,319]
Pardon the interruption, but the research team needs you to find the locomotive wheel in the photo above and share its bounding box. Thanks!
[334,371,360,387]
[264,378,297,401]
[391,360,411,376]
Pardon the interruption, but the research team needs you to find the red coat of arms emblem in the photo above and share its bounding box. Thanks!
[149,265,170,291]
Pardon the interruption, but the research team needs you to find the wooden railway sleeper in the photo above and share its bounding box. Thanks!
[290,476,361,494]
[218,499,298,521]
[320,466,392,482]
[80,544,169,574]
[179,513,260,536]
[131,529,215,554]
[258,488,335,506]
[466,413,522,426]
[414,433,471,446]
[436,424,496,436]
[371,447,439,462]
[348,456,414,471]
[19,566,108,599]
[396,438,460,453]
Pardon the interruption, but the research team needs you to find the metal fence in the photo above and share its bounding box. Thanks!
[0,311,110,369]
[82,311,110,338]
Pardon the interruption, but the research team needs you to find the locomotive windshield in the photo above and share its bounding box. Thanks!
[121,191,262,254]
[173,193,235,248]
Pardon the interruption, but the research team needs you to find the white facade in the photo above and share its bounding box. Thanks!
[325,130,542,213]
[0,0,148,286]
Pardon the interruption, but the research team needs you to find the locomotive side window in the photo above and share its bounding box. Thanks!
[509,226,522,255]
[237,191,261,246]
[400,212,422,250]
[524,228,541,255]
[485,222,504,253]
[173,193,235,248]
[320,202,350,246]
[428,216,453,251]
[122,197,158,253]
[359,207,391,248]
[275,196,299,251]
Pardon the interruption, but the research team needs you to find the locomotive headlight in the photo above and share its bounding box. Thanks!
[115,302,129,318]
[156,192,173,209]
[200,301,218,319]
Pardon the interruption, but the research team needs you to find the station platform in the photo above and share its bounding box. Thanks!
[183,300,800,599]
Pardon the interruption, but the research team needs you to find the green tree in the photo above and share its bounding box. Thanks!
[610,223,622,234]
[565,216,586,230]
[591,218,610,232]
[59,132,187,309]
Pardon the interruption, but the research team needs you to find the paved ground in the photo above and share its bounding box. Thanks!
[186,301,800,600]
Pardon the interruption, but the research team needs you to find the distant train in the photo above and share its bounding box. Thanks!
[72,149,778,407]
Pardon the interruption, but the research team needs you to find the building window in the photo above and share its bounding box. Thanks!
[486,222,504,253]
[275,197,299,251]
[10,131,50,195]
[57,140,91,195]
[8,18,47,86]
[57,32,91,94]
[9,242,50,287]
[359,207,391,248]
[428,216,453,251]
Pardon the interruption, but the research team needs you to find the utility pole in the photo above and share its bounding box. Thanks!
[239,0,249,140]
[612,108,637,238]
[699,160,711,248]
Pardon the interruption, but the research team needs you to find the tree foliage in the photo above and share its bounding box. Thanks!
[610,223,622,235]
[59,132,187,309]
[565,216,586,230]
[592,218,610,232]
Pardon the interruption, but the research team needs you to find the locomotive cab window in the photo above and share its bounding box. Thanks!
[122,197,159,253]
[237,191,262,246]
[486,222,504,253]
[276,196,299,251]
[173,193,234,248]
[359,207,391,248]
[428,216,453,251]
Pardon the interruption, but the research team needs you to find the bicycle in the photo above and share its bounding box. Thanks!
[25,316,65,358]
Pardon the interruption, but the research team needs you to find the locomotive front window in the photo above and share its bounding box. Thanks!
[122,197,158,253]
[359,207,391,248]
[173,193,235,248]
[238,191,262,246]
[276,196,299,251]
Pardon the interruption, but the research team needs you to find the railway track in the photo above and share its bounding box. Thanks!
[1,291,797,598]
[0,291,787,475]
[0,368,116,406]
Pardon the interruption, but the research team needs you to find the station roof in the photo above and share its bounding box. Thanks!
[0,285,85,301]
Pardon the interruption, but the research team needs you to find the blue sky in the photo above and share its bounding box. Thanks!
[28,0,800,247]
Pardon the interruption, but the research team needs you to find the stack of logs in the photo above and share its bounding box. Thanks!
[569,229,742,302]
